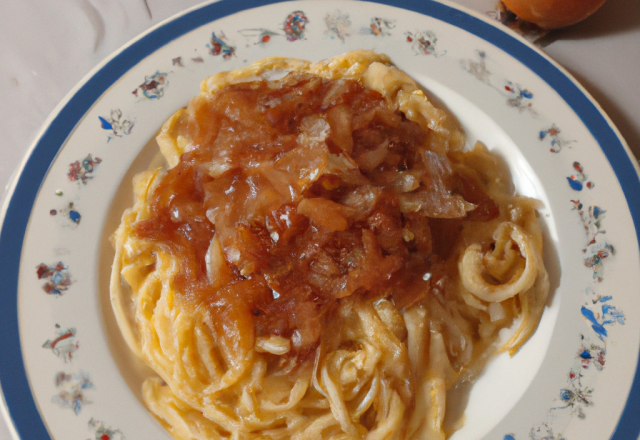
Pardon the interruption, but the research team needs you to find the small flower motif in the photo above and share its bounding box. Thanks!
[539,124,574,153]
[578,345,606,371]
[88,419,125,440]
[406,30,442,56]
[43,327,79,362]
[581,302,625,340]
[554,365,593,419]
[504,80,534,111]
[571,200,606,246]
[461,50,490,83]
[567,162,594,191]
[283,10,308,41]
[68,154,101,184]
[36,262,72,295]
[325,10,351,42]
[99,109,135,139]
[132,71,168,99]
[583,242,615,282]
[52,371,94,414]
[571,200,614,281]
[207,32,236,59]
[360,17,395,36]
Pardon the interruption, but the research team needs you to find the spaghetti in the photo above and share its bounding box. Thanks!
[110,51,549,439]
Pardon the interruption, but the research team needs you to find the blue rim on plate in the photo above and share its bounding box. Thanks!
[1,0,638,439]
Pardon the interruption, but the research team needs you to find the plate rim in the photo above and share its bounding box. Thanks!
[1,0,639,438]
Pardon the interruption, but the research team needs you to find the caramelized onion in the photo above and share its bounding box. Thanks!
[133,71,498,357]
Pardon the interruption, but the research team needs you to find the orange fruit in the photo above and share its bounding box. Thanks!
[502,0,607,29]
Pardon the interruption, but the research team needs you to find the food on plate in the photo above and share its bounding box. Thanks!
[110,50,549,439]
[500,0,607,29]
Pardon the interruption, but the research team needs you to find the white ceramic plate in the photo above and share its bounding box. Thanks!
[1,1,639,439]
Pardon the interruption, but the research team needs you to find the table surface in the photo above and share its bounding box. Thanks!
[1,0,639,439]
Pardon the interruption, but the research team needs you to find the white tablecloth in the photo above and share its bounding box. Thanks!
[1,0,639,438]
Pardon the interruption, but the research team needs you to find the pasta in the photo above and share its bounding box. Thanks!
[110,51,549,439]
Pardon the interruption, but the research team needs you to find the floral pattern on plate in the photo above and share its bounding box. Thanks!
[324,10,351,42]
[36,262,73,295]
[132,71,168,99]
[283,10,308,41]
[567,162,594,191]
[461,50,491,82]
[68,154,102,185]
[509,289,625,438]
[207,32,236,59]
[87,419,125,440]
[571,201,615,281]
[360,17,395,36]
[462,50,536,113]
[406,30,444,56]
[42,326,79,362]
[503,80,534,112]
[98,109,135,140]
[540,124,574,153]
[581,291,625,341]
[52,372,94,414]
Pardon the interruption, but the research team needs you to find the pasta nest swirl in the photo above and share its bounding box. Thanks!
[110,51,550,440]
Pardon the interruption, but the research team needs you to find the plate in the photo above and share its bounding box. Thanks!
[1,1,639,439]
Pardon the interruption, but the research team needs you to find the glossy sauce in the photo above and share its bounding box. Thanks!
[133,72,499,360]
